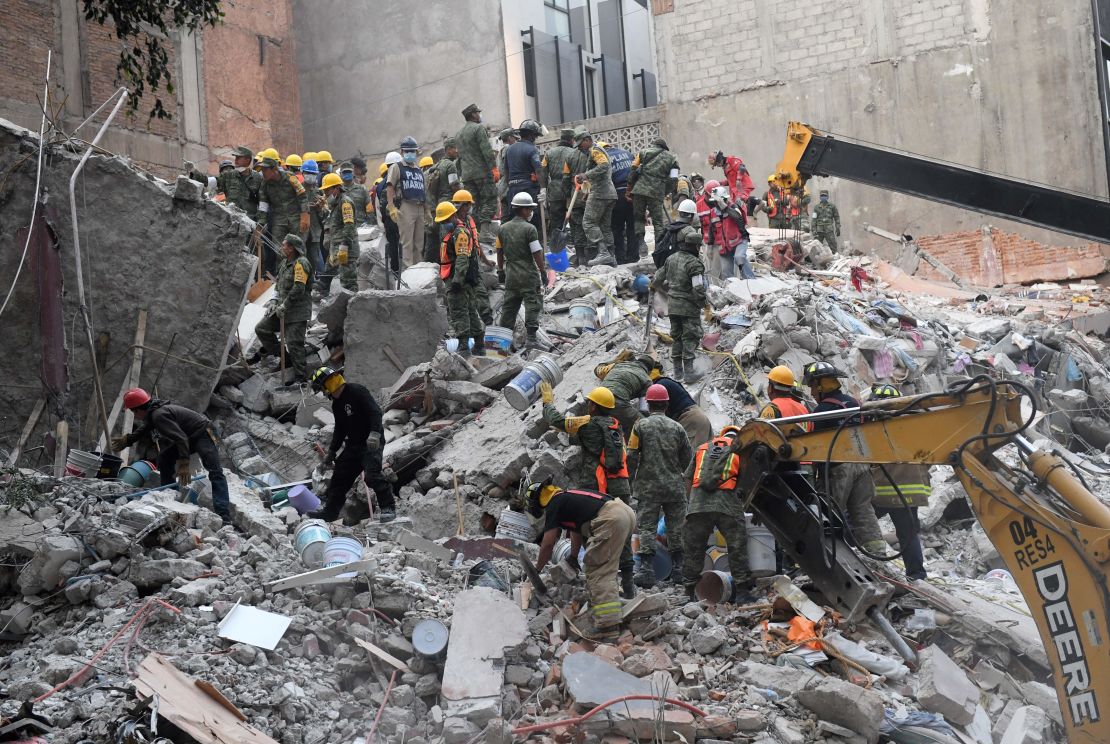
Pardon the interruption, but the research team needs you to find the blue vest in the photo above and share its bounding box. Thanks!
[399,165,425,202]
[607,147,633,189]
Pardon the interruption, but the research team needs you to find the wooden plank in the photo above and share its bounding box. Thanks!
[115,309,147,462]
[265,559,376,592]
[133,653,278,744]
[53,419,68,477]
[382,344,406,373]
[7,398,46,467]
[352,636,411,673]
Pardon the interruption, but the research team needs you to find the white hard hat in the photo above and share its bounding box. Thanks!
[385,151,402,165]
[510,192,537,208]
[677,199,698,216]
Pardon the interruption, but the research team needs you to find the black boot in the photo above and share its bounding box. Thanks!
[457,337,471,357]
[672,358,685,382]
[684,582,698,601]
[472,335,487,356]
[668,550,684,583]
[525,331,539,349]
[633,560,657,588]
[620,566,636,599]
[685,357,704,383]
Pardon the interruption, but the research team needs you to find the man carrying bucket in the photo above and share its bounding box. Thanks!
[111,388,231,524]
[528,478,636,631]
[682,426,758,604]
[308,366,397,523]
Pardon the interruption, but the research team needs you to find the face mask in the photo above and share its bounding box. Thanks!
[303,174,317,186]
[403,152,417,165]
[236,166,248,174]
[341,172,354,182]
[820,196,829,202]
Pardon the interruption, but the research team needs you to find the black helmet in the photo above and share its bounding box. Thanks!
[870,383,902,399]
[802,361,845,385]
[310,366,339,391]
[525,476,555,517]
[517,119,543,136]
[399,136,419,151]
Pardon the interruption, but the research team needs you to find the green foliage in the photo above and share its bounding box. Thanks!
[81,0,225,121]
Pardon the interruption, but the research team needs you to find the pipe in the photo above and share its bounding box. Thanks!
[365,668,397,742]
[866,606,917,669]
[69,87,128,450]
[511,695,708,736]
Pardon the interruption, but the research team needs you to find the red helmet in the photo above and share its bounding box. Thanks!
[123,387,151,409]
[645,384,670,402]
[703,179,721,192]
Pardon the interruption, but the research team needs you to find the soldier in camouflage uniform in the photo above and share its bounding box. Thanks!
[451,191,495,325]
[257,156,308,277]
[496,193,545,346]
[540,383,636,598]
[573,131,618,267]
[455,103,499,245]
[628,383,693,587]
[495,128,518,218]
[322,172,359,291]
[682,427,757,603]
[252,235,312,384]
[425,139,462,262]
[562,140,590,265]
[651,227,707,382]
[628,138,679,253]
[217,146,262,214]
[302,160,327,291]
[594,354,654,440]
[541,128,577,249]
[340,162,371,224]
[436,201,485,355]
[812,189,841,252]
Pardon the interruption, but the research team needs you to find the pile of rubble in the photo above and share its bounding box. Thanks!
[2,224,1108,743]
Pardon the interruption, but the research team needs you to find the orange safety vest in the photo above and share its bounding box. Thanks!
[691,437,740,490]
[595,418,629,494]
[767,396,813,431]
[765,189,778,217]
[439,218,479,280]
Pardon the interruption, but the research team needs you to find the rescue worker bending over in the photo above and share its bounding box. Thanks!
[251,234,312,384]
[530,479,636,630]
[593,352,655,441]
[646,359,712,448]
[540,383,636,598]
[111,388,231,524]
[682,426,757,604]
[309,366,397,524]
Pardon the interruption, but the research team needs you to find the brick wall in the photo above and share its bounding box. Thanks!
[0,0,54,109]
[894,0,966,56]
[916,228,1110,286]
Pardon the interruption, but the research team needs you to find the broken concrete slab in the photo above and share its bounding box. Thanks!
[999,705,1049,744]
[915,645,980,726]
[795,676,884,744]
[16,534,82,595]
[441,587,528,725]
[316,288,354,335]
[343,288,449,388]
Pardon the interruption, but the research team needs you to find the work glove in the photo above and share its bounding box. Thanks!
[388,205,400,222]
[538,188,547,204]
[275,303,286,319]
[703,306,714,322]
[109,435,130,452]
[335,246,349,265]
[175,459,192,489]
[540,381,554,404]
[299,212,310,234]
[496,269,506,285]
[367,431,382,452]
[323,450,337,468]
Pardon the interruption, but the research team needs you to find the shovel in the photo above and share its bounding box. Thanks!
[548,182,581,254]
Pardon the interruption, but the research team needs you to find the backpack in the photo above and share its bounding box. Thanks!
[651,221,686,268]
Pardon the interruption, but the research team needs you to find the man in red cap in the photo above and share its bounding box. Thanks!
[626,383,694,588]
[111,388,231,524]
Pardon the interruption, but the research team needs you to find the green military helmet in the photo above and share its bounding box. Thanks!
[443,136,458,149]
[683,230,703,246]
[559,128,576,141]
[497,128,516,142]
[652,137,669,150]
[232,145,253,159]
[462,102,481,117]
[574,129,593,143]
[283,234,305,254]
[260,156,281,169]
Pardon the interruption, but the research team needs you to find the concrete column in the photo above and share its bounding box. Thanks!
[863,0,897,61]
[178,29,205,145]
[58,0,84,118]
[753,0,776,77]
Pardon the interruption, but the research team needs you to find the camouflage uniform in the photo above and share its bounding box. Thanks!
[455,119,498,244]
[255,236,312,380]
[256,167,308,255]
[306,187,327,288]
[650,229,707,373]
[496,216,543,335]
[682,438,751,590]
[541,132,576,248]
[629,141,679,248]
[217,168,262,214]
[345,182,371,224]
[441,216,484,346]
[328,191,359,291]
[812,197,841,252]
[598,361,651,440]
[628,413,692,559]
[562,148,590,264]
[580,143,617,259]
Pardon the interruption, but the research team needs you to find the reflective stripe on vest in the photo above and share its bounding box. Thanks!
[766,191,778,217]
[558,488,609,530]
[595,419,629,494]
[439,220,479,280]
[691,437,740,490]
[769,396,813,431]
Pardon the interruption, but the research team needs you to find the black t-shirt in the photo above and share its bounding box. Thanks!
[331,382,383,454]
[812,390,860,432]
[542,489,610,534]
[655,376,696,417]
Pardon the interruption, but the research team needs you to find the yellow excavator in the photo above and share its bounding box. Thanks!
[735,126,1110,743]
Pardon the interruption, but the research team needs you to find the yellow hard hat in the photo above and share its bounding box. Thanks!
[321,172,344,189]
[378,163,389,176]
[419,156,434,168]
[303,151,317,162]
[767,174,775,183]
[434,202,458,223]
[316,150,334,163]
[585,386,616,409]
[260,147,279,161]
[597,141,609,148]
[285,153,303,167]
[451,189,474,204]
[767,365,796,387]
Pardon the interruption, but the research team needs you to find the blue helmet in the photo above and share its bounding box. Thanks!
[301,159,319,175]
[633,274,650,293]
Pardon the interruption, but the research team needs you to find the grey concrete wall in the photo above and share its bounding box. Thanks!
[653,0,1109,252]
[293,0,514,159]
[0,120,255,459]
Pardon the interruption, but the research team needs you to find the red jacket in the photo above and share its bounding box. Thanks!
[701,201,749,255]
[723,156,754,202]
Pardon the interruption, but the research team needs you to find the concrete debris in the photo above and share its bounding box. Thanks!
[915,644,981,725]
[344,288,450,388]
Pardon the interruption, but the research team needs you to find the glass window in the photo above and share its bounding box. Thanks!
[545,0,570,39]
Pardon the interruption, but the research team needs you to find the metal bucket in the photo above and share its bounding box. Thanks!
[412,618,450,660]
[294,519,332,569]
[482,325,514,357]
[503,355,563,411]
[569,299,598,332]
[746,514,777,577]
[695,570,733,603]
[703,546,729,573]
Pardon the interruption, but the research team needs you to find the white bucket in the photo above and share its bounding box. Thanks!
[66,449,102,477]
[503,354,564,411]
[412,618,450,659]
[483,325,513,357]
[495,508,535,542]
[322,536,364,578]
[294,519,332,569]
[569,299,598,331]
[746,514,777,577]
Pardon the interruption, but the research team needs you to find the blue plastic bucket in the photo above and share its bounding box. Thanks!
[294,519,332,569]
[503,355,563,411]
[118,460,156,487]
[546,249,570,272]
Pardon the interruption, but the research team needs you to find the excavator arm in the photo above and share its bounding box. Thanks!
[773,121,1110,244]
[734,378,1110,744]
